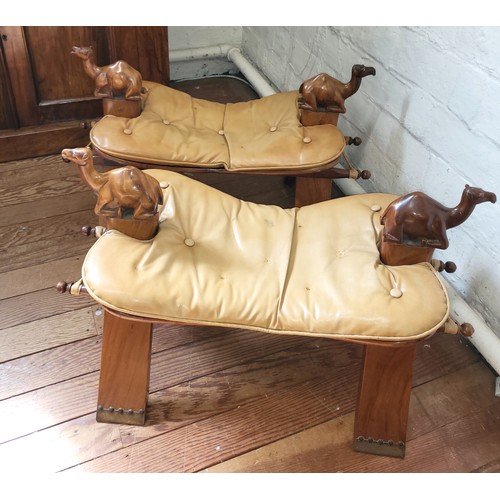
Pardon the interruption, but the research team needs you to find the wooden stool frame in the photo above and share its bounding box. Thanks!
[96,307,418,458]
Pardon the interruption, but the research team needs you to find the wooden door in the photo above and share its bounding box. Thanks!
[0,26,169,162]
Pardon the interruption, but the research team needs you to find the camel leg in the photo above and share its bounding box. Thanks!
[96,310,153,425]
[326,104,345,113]
[353,342,416,458]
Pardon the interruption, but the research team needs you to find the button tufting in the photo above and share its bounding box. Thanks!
[184,238,195,247]
[371,205,382,212]
[270,126,277,132]
[123,128,132,135]
[303,137,312,144]
[162,119,170,125]
[218,129,225,136]
[160,181,170,189]
[390,288,403,298]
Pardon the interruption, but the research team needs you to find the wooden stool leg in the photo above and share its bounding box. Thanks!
[295,177,332,207]
[353,342,416,458]
[96,311,152,425]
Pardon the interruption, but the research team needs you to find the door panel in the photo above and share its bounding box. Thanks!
[108,26,170,84]
[1,26,169,128]
[0,26,169,161]
[0,40,18,129]
[24,26,110,102]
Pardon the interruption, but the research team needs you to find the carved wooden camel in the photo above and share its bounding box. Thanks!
[71,46,143,100]
[299,65,376,113]
[381,185,497,249]
[61,147,163,219]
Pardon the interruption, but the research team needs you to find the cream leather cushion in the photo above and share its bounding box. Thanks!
[90,83,345,172]
[82,170,450,341]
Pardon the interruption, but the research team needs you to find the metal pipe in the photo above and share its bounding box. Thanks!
[226,47,276,96]
[170,45,276,97]
[169,44,233,63]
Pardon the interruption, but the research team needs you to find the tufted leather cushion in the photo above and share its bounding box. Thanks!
[90,82,346,172]
[82,170,450,342]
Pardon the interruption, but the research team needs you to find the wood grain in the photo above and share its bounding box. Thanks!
[0,372,99,444]
[0,286,95,330]
[295,177,333,207]
[354,342,416,454]
[0,255,88,300]
[0,211,97,273]
[0,307,99,363]
[0,123,92,163]
[205,362,500,473]
[97,312,153,424]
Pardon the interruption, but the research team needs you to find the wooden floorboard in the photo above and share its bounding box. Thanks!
[0,75,499,474]
[204,363,500,473]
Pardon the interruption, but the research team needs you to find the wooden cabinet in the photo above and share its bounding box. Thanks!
[0,26,169,162]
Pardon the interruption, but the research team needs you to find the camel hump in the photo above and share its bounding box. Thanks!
[308,73,335,87]
[301,73,335,91]
[312,73,330,83]
[113,167,159,196]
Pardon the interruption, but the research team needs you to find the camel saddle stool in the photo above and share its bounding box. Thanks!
[72,47,374,205]
[58,146,496,459]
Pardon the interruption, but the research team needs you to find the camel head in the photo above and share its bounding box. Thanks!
[351,64,376,79]
[71,46,93,61]
[464,185,497,205]
[61,147,91,166]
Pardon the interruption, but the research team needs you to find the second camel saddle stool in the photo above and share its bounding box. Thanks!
[71,45,375,207]
[58,145,496,459]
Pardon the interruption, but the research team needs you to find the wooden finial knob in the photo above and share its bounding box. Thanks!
[347,136,362,146]
[444,261,457,273]
[434,260,457,273]
[459,323,474,337]
[56,281,69,293]
[55,279,87,295]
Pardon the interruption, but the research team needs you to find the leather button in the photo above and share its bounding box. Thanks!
[184,238,195,247]
[270,126,277,132]
[162,119,170,125]
[123,128,132,135]
[218,129,225,136]
[303,137,312,143]
[390,288,403,298]
[371,205,382,212]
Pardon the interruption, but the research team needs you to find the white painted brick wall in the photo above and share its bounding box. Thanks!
[241,26,500,334]
[168,26,242,79]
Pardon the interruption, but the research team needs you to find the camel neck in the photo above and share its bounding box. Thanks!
[447,191,474,228]
[83,58,100,79]
[78,164,105,193]
[345,72,361,98]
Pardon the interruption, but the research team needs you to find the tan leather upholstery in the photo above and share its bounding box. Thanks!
[82,170,450,342]
[90,82,346,172]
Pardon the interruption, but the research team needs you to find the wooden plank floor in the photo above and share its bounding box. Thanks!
[0,76,499,474]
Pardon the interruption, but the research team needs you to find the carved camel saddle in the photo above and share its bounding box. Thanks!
[58,147,495,458]
[81,169,452,340]
[61,147,497,341]
[73,47,374,178]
